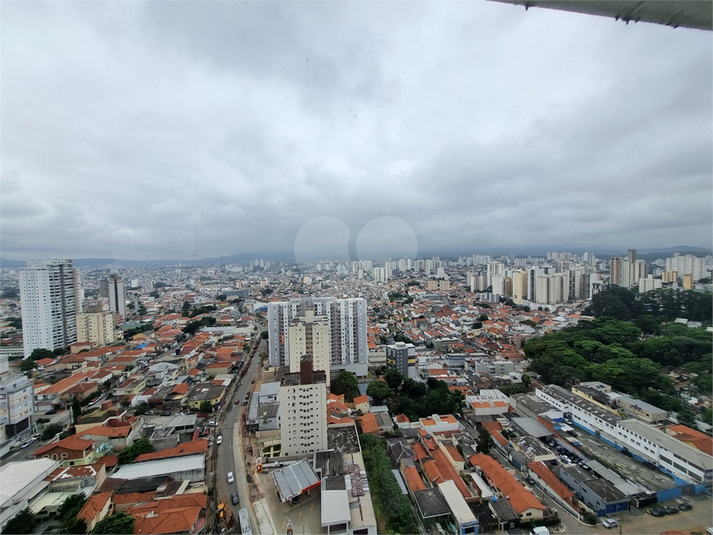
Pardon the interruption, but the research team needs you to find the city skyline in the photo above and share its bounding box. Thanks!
[2,2,711,261]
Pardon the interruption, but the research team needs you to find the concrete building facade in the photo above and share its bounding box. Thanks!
[20,259,79,357]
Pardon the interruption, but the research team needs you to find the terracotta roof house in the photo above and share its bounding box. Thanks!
[77,491,113,532]
[128,494,207,535]
[469,454,546,521]
[33,436,100,467]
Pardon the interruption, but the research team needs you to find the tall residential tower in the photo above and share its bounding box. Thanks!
[19,259,79,357]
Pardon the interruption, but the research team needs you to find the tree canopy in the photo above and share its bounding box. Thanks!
[330,371,360,401]
[118,437,154,464]
[524,316,711,397]
[91,512,134,534]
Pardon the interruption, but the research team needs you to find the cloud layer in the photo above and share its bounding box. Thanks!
[2,2,711,261]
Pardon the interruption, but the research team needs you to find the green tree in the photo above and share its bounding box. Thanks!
[383,368,404,391]
[71,396,82,425]
[260,330,269,340]
[477,426,494,454]
[521,373,532,391]
[199,400,213,413]
[366,381,394,406]
[29,348,54,361]
[57,494,87,525]
[20,359,37,372]
[1,507,38,534]
[118,437,154,464]
[41,423,64,441]
[91,512,134,534]
[330,371,359,401]
[478,313,489,321]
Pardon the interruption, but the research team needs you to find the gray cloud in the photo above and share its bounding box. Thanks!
[1,1,710,261]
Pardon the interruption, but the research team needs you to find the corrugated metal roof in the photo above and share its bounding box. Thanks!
[272,459,319,502]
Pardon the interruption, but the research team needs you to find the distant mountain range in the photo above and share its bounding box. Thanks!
[1,245,710,269]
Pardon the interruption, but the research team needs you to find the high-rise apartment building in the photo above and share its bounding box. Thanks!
[20,259,79,357]
[107,275,126,319]
[666,254,707,283]
[512,270,528,304]
[288,309,331,385]
[0,356,35,440]
[278,359,328,457]
[76,312,117,347]
[609,257,622,286]
[268,297,368,371]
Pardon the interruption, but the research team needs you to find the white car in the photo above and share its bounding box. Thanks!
[227,472,234,484]
[216,435,223,445]
[601,518,618,529]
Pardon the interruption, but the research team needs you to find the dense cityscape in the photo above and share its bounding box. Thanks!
[0,249,711,535]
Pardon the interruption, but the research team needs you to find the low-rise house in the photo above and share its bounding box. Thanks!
[127,494,207,535]
[353,395,370,414]
[33,436,100,467]
[469,454,547,522]
[76,491,112,532]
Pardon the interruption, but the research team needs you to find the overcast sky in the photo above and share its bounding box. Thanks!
[2,1,711,262]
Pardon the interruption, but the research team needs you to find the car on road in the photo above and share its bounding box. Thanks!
[21,439,34,448]
[227,472,234,484]
[235,399,240,405]
[231,493,239,505]
[216,435,222,445]
[678,501,692,511]
[601,518,618,529]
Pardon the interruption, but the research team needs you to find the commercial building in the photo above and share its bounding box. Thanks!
[536,385,713,486]
[20,259,80,357]
[0,458,59,531]
[385,341,415,376]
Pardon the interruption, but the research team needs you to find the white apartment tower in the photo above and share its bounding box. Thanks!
[20,259,79,357]
[268,297,368,369]
[288,309,331,386]
[107,274,126,319]
[279,359,328,457]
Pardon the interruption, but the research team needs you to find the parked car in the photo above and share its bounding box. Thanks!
[601,518,618,529]
[663,506,679,515]
[146,410,156,415]
[241,400,248,406]
[651,508,666,517]
[197,413,207,418]
[678,501,692,511]
[231,493,239,505]
[160,410,171,416]
[227,472,234,484]
[216,435,222,445]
